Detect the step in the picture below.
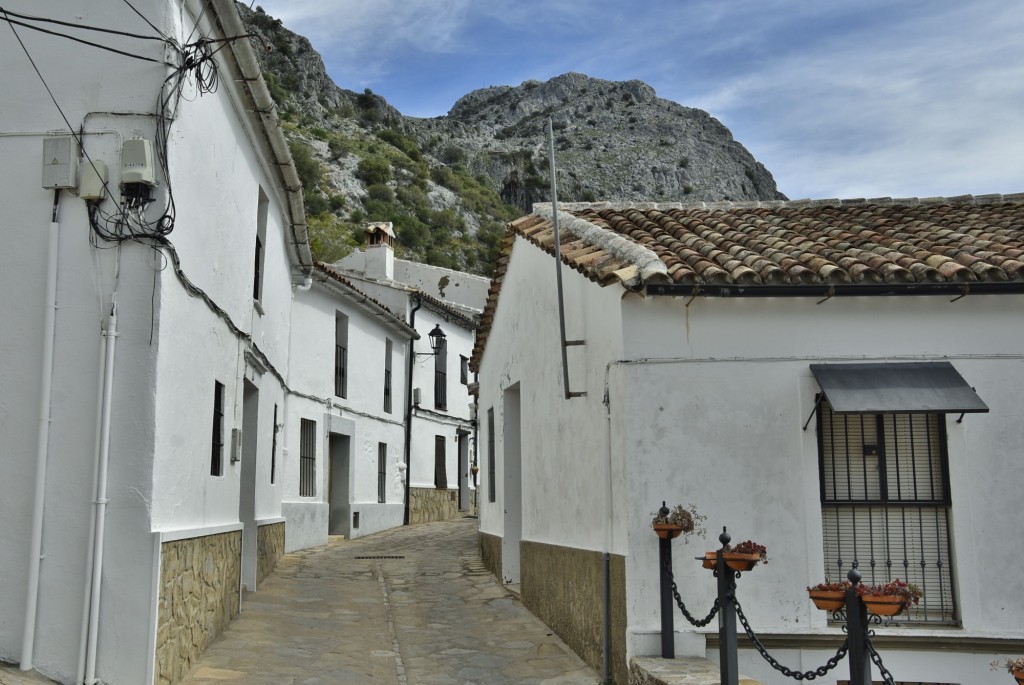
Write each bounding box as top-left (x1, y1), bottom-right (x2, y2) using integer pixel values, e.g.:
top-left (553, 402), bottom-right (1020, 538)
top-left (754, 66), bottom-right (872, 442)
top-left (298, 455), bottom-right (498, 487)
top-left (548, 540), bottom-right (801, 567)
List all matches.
top-left (630, 656), bottom-right (762, 685)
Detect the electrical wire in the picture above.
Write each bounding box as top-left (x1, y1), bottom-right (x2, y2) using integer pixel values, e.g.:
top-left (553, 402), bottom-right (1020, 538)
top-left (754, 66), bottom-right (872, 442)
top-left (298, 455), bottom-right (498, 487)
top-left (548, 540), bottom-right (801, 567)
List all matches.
top-left (0, 11), bottom-right (172, 65)
top-left (119, 0), bottom-right (168, 41)
top-left (0, 6), bottom-right (167, 41)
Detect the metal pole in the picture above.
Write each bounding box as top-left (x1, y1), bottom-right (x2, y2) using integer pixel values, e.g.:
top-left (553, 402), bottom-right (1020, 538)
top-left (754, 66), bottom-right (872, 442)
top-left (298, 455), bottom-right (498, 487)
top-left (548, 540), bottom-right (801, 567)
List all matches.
top-left (658, 534), bottom-right (674, 658)
top-left (717, 528), bottom-right (738, 685)
top-left (846, 568), bottom-right (872, 685)
top-left (547, 118), bottom-right (573, 400)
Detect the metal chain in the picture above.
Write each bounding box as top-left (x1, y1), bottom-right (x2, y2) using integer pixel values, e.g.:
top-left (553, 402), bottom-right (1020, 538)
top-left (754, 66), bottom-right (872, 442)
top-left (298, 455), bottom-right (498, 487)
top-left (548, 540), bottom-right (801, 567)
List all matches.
top-left (662, 555), bottom-right (720, 627)
top-left (866, 638), bottom-right (898, 685)
top-left (732, 593), bottom-right (848, 680)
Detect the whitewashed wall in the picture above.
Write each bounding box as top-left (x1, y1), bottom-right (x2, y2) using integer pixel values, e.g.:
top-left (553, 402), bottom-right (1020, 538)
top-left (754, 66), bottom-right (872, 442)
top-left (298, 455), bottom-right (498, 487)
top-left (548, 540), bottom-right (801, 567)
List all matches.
top-left (283, 281), bottom-right (409, 549)
top-left (618, 293), bottom-right (1024, 684)
top-left (336, 250), bottom-right (490, 311)
top-left (408, 306), bottom-right (477, 493)
top-left (476, 237), bottom-right (629, 585)
top-left (0, 1), bottom-right (307, 682)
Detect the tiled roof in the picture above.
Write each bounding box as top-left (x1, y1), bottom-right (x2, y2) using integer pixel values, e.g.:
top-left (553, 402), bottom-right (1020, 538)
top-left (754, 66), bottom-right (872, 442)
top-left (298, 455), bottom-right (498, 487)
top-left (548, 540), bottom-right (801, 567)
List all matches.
top-left (469, 194), bottom-right (1024, 371)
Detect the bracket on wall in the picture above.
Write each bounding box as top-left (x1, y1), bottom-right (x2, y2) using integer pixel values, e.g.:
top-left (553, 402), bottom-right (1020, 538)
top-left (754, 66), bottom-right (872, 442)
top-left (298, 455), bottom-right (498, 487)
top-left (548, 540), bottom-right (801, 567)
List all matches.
top-left (802, 394), bottom-right (823, 431)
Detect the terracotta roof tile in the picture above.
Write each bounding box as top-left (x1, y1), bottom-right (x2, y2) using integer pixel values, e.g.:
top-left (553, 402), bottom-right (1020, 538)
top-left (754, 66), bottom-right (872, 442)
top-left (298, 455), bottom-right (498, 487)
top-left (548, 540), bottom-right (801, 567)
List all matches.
top-left (469, 195), bottom-right (1024, 371)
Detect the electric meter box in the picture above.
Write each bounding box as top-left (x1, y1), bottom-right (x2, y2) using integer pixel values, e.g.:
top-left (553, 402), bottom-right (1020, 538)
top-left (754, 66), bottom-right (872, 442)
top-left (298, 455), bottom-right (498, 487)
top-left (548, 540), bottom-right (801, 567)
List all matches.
top-left (42, 136), bottom-right (78, 189)
top-left (121, 138), bottom-right (156, 186)
top-left (79, 160), bottom-right (108, 201)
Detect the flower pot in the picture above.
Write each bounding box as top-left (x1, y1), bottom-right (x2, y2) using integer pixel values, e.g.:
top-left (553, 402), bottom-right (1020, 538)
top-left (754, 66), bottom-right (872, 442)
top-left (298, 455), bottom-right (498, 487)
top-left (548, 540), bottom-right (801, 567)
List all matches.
top-left (1013, 669), bottom-right (1024, 685)
top-left (653, 523), bottom-right (683, 540)
top-left (722, 552), bottom-right (760, 571)
top-left (701, 552), bottom-right (717, 569)
top-left (861, 595), bottom-right (907, 616)
top-left (808, 589), bottom-right (846, 611)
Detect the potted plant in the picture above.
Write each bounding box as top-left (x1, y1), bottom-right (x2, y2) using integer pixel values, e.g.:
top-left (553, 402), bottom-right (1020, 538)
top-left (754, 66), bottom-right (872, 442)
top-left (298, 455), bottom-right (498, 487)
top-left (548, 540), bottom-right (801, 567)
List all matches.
top-left (651, 502), bottom-right (706, 541)
top-left (703, 540), bottom-right (769, 571)
top-left (856, 579), bottom-right (922, 616)
top-left (991, 657), bottom-right (1024, 684)
top-left (807, 581), bottom-right (852, 611)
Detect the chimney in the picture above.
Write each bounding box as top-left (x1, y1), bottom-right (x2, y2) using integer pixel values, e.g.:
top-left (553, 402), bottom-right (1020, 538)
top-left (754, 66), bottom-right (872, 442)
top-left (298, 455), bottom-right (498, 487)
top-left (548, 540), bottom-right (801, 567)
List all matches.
top-left (364, 221), bottom-right (395, 281)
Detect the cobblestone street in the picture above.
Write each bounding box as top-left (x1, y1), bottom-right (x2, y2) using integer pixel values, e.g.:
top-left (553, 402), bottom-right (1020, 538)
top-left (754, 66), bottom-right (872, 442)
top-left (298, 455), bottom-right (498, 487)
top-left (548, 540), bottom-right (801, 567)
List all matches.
top-left (2, 519), bottom-right (598, 685)
top-left (178, 517), bottom-right (597, 685)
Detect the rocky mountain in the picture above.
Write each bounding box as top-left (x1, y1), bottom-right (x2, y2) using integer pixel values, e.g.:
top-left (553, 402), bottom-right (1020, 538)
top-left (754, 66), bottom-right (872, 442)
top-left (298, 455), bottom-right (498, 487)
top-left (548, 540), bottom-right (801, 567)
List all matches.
top-left (239, 4), bottom-right (786, 275)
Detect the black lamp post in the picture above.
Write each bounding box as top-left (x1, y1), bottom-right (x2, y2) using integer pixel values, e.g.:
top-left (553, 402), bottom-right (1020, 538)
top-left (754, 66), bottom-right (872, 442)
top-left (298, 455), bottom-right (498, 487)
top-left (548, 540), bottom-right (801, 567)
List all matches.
top-left (417, 324), bottom-right (446, 357)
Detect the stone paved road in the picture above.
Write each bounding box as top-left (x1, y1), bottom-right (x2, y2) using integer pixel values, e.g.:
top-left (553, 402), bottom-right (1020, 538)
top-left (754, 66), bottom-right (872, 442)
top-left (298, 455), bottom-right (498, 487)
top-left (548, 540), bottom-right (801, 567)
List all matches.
top-left (181, 518), bottom-right (598, 685)
top-left (0, 519), bottom-right (598, 685)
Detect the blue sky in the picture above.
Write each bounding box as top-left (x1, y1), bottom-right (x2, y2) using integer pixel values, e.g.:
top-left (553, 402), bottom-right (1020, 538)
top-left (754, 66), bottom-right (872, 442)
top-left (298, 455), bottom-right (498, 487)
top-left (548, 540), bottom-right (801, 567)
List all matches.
top-left (252, 0), bottom-right (1024, 200)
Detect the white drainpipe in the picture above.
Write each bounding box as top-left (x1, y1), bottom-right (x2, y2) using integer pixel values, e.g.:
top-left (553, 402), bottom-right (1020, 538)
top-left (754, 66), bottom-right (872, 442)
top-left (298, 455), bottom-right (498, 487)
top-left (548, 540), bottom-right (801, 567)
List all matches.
top-left (76, 317), bottom-right (110, 683)
top-left (21, 191), bottom-right (61, 670)
top-left (84, 304), bottom-right (118, 684)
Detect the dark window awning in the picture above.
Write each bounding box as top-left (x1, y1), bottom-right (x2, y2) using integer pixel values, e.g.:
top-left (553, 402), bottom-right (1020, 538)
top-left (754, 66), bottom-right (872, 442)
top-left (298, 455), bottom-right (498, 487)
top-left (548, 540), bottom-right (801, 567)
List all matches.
top-left (809, 362), bottom-right (989, 414)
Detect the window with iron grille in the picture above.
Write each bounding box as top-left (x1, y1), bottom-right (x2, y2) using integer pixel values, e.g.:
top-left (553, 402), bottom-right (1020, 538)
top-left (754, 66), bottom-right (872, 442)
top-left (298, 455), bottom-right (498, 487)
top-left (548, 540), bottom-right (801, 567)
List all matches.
top-left (460, 355), bottom-right (469, 385)
top-left (487, 408), bottom-right (496, 503)
top-left (335, 313), bottom-right (348, 398)
top-left (434, 337), bottom-right (447, 410)
top-left (270, 403), bottom-right (278, 484)
top-left (210, 381), bottom-right (225, 476)
top-left (299, 418), bottom-right (317, 497)
top-left (378, 442), bottom-right (387, 504)
top-left (384, 339), bottom-right (393, 413)
top-left (434, 435), bottom-right (447, 489)
top-left (817, 398), bottom-right (957, 624)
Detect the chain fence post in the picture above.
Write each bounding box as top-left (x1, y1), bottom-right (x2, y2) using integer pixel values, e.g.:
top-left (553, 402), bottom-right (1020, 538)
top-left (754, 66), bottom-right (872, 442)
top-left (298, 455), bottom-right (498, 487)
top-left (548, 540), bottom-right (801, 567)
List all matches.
top-left (657, 502), bottom-right (675, 658)
top-left (716, 527), bottom-right (738, 685)
top-left (846, 568), bottom-right (872, 685)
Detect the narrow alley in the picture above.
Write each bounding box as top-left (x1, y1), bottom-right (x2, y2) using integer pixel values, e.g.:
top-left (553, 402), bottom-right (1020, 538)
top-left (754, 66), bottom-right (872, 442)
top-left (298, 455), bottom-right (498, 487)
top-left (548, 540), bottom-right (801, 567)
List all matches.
top-left (177, 518), bottom-right (597, 685)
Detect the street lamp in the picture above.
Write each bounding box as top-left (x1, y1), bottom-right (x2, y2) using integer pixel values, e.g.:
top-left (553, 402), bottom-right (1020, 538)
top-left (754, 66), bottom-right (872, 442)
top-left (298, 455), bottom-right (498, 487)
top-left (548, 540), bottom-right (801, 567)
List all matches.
top-left (416, 324), bottom-right (446, 357)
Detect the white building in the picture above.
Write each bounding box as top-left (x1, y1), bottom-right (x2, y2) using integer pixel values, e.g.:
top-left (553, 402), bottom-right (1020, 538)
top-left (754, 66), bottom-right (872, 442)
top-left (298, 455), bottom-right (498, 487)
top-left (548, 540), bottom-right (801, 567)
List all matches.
top-left (0, 1), bottom-right (311, 683)
top-left (471, 197), bottom-right (1024, 685)
top-left (333, 224), bottom-right (486, 523)
top-left (283, 263), bottom-right (416, 550)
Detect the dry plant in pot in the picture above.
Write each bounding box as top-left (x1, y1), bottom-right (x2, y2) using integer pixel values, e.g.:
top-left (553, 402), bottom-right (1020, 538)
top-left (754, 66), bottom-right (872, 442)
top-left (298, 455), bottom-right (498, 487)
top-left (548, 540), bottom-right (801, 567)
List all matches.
top-left (856, 579), bottom-right (922, 616)
top-left (806, 581), bottom-right (852, 611)
top-left (991, 657), bottom-right (1024, 684)
top-left (651, 502), bottom-right (707, 541)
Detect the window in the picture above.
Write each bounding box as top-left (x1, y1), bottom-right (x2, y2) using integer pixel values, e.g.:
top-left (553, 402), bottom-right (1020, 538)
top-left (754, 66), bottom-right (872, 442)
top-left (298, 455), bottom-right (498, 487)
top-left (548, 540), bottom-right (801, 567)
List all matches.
top-left (335, 312), bottom-right (348, 398)
top-left (460, 355), bottom-right (469, 385)
top-left (434, 336), bottom-right (447, 410)
top-left (253, 187), bottom-right (268, 303)
top-left (817, 398), bottom-right (956, 623)
top-left (383, 338), bottom-right (393, 413)
top-left (487, 408), bottom-right (496, 503)
top-left (377, 442), bottom-right (387, 504)
top-left (299, 418), bottom-right (317, 497)
top-left (434, 435), bottom-right (447, 489)
top-left (270, 403), bottom-right (278, 484)
top-left (210, 381), bottom-right (225, 476)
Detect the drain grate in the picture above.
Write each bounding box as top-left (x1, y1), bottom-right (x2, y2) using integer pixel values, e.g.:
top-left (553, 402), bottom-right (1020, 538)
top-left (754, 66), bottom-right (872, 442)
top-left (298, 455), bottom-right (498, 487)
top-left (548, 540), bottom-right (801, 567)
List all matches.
top-left (354, 555), bottom-right (406, 560)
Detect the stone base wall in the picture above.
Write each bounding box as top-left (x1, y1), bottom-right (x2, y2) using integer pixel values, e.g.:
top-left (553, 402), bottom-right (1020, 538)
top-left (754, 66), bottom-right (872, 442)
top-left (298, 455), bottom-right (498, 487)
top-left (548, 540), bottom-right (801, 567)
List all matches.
top-left (409, 487), bottom-right (477, 524)
top-left (478, 531), bottom-right (502, 580)
top-left (521, 540), bottom-right (627, 685)
top-left (155, 530), bottom-right (241, 685)
top-left (256, 522), bottom-right (285, 587)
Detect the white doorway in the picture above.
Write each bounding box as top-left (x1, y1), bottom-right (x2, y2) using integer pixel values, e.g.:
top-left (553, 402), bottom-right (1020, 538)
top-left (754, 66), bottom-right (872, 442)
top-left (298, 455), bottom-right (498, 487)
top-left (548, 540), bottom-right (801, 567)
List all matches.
top-left (501, 383), bottom-right (522, 585)
top-left (239, 379), bottom-right (259, 591)
top-left (328, 433), bottom-right (351, 537)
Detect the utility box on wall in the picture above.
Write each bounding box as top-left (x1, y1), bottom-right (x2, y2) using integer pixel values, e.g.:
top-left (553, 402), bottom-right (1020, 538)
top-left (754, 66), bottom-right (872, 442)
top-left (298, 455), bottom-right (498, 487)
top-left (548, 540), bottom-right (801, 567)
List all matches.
top-left (42, 136), bottom-right (78, 189)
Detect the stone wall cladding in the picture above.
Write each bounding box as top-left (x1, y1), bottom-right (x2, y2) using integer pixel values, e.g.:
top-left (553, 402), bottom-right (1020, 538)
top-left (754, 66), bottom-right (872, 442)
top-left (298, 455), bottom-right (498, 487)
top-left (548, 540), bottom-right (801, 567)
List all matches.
top-left (521, 540), bottom-right (628, 685)
top-left (256, 522), bottom-right (285, 587)
top-left (155, 530), bottom-right (241, 685)
top-left (478, 531), bottom-right (502, 580)
top-left (409, 487), bottom-right (477, 523)
top-left (629, 656), bottom-right (762, 685)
